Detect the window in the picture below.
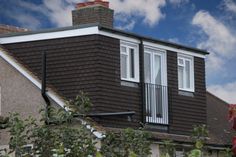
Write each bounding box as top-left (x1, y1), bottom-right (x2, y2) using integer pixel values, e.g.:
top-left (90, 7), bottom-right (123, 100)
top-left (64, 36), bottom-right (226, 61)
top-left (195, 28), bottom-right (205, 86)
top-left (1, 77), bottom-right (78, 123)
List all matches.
top-left (178, 54), bottom-right (194, 92)
top-left (120, 41), bottom-right (139, 82)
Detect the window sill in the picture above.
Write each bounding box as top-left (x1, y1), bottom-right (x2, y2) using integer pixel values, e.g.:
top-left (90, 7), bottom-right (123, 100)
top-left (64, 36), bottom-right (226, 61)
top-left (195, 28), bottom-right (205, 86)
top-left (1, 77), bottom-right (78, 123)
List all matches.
top-left (178, 90), bottom-right (194, 97)
top-left (121, 80), bottom-right (139, 88)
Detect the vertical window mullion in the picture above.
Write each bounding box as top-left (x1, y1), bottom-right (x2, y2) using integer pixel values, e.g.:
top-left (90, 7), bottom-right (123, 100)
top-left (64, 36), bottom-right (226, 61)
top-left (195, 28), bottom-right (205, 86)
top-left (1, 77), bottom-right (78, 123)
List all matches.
top-left (129, 48), bottom-right (135, 79)
top-left (127, 47), bottom-right (130, 79)
top-left (183, 59), bottom-right (186, 89)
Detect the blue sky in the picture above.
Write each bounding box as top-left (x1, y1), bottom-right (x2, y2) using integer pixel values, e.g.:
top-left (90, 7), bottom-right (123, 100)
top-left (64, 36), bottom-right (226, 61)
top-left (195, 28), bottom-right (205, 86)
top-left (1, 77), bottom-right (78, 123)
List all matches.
top-left (1, 0), bottom-right (236, 103)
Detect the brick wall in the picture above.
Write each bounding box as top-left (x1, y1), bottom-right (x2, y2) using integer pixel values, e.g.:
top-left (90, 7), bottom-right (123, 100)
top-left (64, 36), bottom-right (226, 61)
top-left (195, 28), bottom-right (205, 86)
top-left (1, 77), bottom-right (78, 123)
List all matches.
top-left (72, 5), bottom-right (114, 28)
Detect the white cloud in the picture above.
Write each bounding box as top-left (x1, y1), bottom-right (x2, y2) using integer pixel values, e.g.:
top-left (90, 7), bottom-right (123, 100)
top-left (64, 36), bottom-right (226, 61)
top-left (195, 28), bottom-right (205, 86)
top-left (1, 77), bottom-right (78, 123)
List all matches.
top-left (4, 9), bottom-right (41, 30)
top-left (109, 0), bottom-right (166, 28)
top-left (8, 0), bottom-right (167, 30)
top-left (15, 14), bottom-right (41, 30)
top-left (192, 11), bottom-right (236, 57)
top-left (116, 20), bottom-right (136, 30)
top-left (168, 0), bottom-right (189, 6)
top-left (168, 37), bottom-right (180, 44)
top-left (208, 82), bottom-right (236, 104)
top-left (206, 53), bottom-right (224, 72)
top-left (7, 0), bottom-right (82, 29)
top-left (224, 0), bottom-right (236, 13)
top-left (42, 0), bottom-right (75, 27)
top-left (192, 10), bottom-right (236, 71)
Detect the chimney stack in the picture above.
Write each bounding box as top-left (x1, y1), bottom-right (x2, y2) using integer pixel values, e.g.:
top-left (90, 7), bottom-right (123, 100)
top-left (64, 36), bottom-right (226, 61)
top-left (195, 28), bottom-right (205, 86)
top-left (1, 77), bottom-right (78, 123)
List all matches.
top-left (72, 0), bottom-right (114, 28)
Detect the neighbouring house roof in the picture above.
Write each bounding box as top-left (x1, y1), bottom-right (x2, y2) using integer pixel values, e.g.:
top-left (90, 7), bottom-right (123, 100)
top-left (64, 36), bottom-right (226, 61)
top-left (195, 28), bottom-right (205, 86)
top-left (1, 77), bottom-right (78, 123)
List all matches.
top-left (206, 91), bottom-right (235, 147)
top-left (105, 126), bottom-right (231, 149)
top-left (0, 24), bottom-right (28, 34)
top-left (0, 45), bottom-right (66, 108)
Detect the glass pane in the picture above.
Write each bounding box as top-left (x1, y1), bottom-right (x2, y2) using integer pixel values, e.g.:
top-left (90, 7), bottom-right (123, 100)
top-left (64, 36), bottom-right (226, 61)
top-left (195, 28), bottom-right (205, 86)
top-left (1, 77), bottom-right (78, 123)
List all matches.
top-left (121, 46), bottom-right (126, 53)
top-left (129, 48), bottom-right (135, 78)
top-left (178, 58), bottom-right (184, 65)
top-left (154, 55), bottom-right (161, 85)
top-left (121, 54), bottom-right (127, 78)
top-left (155, 84), bottom-right (162, 117)
top-left (144, 53), bottom-right (151, 83)
top-left (178, 66), bottom-right (184, 88)
top-left (185, 60), bottom-right (191, 88)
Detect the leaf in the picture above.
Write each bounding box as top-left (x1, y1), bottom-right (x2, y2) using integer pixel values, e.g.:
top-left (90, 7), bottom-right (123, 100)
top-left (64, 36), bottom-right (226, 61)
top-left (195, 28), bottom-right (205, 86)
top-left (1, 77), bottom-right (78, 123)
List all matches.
top-left (96, 151), bottom-right (103, 157)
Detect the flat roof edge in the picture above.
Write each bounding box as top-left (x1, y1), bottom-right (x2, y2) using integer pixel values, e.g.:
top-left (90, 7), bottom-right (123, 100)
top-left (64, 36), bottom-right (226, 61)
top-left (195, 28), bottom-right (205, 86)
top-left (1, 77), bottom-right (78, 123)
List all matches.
top-left (98, 26), bottom-right (209, 55)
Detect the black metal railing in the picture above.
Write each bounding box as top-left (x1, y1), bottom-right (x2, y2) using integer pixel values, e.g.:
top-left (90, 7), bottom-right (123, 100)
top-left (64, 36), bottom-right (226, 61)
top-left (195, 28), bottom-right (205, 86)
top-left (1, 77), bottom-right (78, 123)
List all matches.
top-left (144, 83), bottom-right (169, 125)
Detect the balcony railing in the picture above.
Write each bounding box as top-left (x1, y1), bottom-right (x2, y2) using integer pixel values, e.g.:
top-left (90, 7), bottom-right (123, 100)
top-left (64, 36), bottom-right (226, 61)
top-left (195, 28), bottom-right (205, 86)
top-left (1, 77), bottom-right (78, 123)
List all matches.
top-left (144, 83), bottom-right (169, 125)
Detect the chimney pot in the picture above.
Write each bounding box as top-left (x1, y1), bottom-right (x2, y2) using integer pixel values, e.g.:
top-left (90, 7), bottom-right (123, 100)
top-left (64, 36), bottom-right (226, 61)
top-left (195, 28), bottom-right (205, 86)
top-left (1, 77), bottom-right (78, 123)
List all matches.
top-left (72, 0), bottom-right (114, 28)
top-left (76, 0), bottom-right (109, 9)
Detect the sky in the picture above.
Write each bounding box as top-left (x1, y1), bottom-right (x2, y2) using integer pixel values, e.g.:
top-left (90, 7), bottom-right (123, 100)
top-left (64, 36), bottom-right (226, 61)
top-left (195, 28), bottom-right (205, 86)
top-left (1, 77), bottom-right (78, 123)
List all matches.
top-left (0, 0), bottom-right (236, 103)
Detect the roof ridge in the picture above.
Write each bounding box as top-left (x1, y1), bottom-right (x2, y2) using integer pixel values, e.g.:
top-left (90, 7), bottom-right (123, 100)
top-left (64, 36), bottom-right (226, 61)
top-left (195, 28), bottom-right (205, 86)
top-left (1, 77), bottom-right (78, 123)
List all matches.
top-left (206, 91), bottom-right (229, 106)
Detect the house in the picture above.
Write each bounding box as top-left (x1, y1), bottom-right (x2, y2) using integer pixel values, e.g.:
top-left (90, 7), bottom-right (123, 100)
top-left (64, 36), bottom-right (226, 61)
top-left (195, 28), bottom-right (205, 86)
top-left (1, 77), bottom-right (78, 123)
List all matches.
top-left (0, 0), bottom-right (233, 156)
top-left (206, 92), bottom-right (234, 154)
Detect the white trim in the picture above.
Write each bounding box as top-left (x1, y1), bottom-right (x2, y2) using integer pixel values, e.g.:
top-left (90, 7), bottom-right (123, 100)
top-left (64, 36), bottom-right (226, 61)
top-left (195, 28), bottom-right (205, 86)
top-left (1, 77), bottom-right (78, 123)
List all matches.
top-left (0, 27), bottom-right (205, 58)
top-left (178, 53), bottom-right (195, 92)
top-left (143, 46), bottom-right (169, 125)
top-left (0, 27), bottom-right (99, 44)
top-left (143, 41), bottom-right (205, 58)
top-left (0, 48), bottom-right (103, 139)
top-left (120, 41), bottom-right (140, 83)
top-left (99, 30), bottom-right (140, 44)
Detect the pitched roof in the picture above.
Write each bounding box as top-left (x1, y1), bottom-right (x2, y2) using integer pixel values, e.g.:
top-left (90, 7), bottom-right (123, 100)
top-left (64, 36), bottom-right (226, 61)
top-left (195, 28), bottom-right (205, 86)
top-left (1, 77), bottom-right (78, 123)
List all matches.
top-left (0, 24), bottom-right (28, 34)
top-left (206, 91), bottom-right (235, 146)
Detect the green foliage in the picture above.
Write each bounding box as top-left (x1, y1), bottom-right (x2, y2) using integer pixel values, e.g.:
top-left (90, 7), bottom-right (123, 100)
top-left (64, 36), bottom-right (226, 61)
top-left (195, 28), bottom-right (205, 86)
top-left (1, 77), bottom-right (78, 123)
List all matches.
top-left (0, 116), bottom-right (9, 129)
top-left (219, 148), bottom-right (233, 157)
top-left (191, 124), bottom-right (208, 143)
top-left (160, 140), bottom-right (175, 157)
top-left (100, 128), bottom-right (151, 157)
top-left (7, 113), bottom-right (33, 156)
top-left (66, 91), bottom-right (92, 115)
top-left (187, 124), bottom-right (209, 157)
top-left (2, 92), bottom-right (152, 157)
top-left (28, 107), bottom-right (97, 157)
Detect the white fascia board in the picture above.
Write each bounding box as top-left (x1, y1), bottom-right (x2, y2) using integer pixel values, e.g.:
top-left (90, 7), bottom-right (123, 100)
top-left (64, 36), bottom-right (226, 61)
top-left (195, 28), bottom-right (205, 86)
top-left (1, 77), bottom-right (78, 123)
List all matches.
top-left (99, 30), bottom-right (140, 44)
top-left (0, 26), bottom-right (205, 58)
top-left (0, 26), bottom-right (100, 44)
top-left (0, 26), bottom-right (140, 45)
top-left (143, 41), bottom-right (206, 59)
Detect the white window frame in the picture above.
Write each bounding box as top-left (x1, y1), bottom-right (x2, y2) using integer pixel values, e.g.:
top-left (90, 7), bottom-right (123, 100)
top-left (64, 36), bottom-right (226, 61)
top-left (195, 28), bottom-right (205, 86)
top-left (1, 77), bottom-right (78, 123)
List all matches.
top-left (120, 41), bottom-right (139, 83)
top-left (178, 54), bottom-right (195, 92)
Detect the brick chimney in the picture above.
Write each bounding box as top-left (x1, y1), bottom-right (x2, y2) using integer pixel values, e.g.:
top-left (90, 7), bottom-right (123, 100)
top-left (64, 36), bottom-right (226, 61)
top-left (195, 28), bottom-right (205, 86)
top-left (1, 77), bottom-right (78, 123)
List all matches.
top-left (72, 0), bottom-right (114, 28)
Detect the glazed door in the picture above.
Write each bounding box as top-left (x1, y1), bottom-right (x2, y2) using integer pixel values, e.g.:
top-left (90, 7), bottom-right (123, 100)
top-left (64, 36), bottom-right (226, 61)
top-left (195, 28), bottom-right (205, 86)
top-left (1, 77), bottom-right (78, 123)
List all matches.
top-left (144, 48), bottom-right (168, 124)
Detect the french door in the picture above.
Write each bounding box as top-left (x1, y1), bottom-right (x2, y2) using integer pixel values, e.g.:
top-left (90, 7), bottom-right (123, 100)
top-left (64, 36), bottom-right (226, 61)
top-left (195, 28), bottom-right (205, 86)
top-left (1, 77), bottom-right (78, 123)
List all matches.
top-left (144, 47), bottom-right (168, 124)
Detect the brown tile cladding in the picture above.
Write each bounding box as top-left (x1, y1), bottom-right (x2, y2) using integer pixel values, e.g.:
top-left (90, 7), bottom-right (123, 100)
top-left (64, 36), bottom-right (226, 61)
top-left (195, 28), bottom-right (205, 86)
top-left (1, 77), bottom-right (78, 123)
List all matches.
top-left (3, 35), bottom-right (206, 135)
top-left (167, 51), bottom-right (207, 135)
